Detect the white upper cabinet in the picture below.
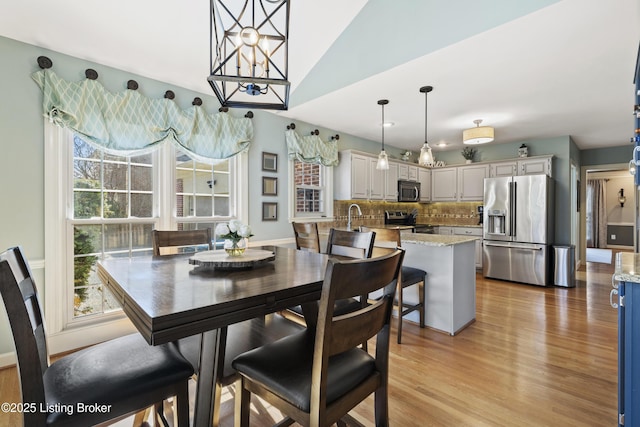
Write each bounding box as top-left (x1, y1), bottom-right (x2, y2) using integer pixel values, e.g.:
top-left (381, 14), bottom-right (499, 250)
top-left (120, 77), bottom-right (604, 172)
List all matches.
top-left (490, 161), bottom-right (517, 177)
top-left (432, 164), bottom-right (487, 201)
top-left (518, 156), bottom-right (553, 177)
top-left (385, 162), bottom-right (399, 201)
top-left (431, 167), bottom-right (458, 201)
top-left (458, 164), bottom-right (489, 201)
top-left (349, 153), bottom-right (369, 199)
top-left (490, 155), bottom-right (553, 178)
top-left (408, 165), bottom-right (418, 181)
top-left (418, 167), bottom-right (431, 202)
top-left (335, 151), bottom-right (410, 201)
top-left (368, 157), bottom-right (385, 200)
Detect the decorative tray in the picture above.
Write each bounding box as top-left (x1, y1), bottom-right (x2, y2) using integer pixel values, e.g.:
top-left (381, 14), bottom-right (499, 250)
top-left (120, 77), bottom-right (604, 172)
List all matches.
top-left (188, 249), bottom-right (275, 269)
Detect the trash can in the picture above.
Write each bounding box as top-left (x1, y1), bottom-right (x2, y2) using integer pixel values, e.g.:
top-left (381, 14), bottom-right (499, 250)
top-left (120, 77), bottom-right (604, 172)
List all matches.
top-left (553, 245), bottom-right (575, 287)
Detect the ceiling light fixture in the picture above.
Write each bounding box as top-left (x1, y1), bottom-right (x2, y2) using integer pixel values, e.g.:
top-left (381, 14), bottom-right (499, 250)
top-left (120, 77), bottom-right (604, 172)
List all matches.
top-left (376, 99), bottom-right (390, 170)
top-left (463, 119), bottom-right (494, 145)
top-left (208, 0), bottom-right (291, 110)
top-left (418, 85), bottom-right (434, 166)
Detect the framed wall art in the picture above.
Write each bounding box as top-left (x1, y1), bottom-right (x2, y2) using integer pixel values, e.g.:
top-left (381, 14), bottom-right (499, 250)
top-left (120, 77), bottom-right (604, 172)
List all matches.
top-left (262, 202), bottom-right (278, 221)
top-left (262, 152), bottom-right (278, 172)
top-left (262, 176), bottom-right (277, 196)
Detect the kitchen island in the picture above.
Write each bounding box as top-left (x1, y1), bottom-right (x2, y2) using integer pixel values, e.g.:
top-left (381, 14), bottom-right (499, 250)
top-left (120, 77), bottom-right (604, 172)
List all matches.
top-left (400, 232), bottom-right (477, 335)
top-left (310, 227), bottom-right (477, 335)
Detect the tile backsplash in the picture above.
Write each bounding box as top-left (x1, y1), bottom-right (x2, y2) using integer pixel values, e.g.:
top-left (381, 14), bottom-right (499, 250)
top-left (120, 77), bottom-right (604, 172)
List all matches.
top-left (322, 200), bottom-right (483, 232)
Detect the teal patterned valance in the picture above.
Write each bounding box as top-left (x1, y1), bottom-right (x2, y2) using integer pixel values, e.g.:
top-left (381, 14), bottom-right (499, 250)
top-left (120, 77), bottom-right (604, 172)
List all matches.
top-left (285, 129), bottom-right (339, 167)
top-left (32, 69), bottom-right (253, 160)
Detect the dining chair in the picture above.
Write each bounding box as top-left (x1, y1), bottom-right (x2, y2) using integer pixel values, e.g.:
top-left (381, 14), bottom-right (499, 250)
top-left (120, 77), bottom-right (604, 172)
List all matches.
top-left (360, 226), bottom-right (426, 343)
top-left (284, 228), bottom-right (376, 327)
top-left (232, 248), bottom-right (404, 427)
top-left (292, 222), bottom-right (321, 252)
top-left (0, 246), bottom-right (193, 427)
top-left (152, 228), bottom-right (213, 256)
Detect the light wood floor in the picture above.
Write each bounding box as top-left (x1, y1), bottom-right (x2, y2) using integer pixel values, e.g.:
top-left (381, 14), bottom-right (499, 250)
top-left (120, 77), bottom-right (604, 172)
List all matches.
top-left (0, 261), bottom-right (619, 427)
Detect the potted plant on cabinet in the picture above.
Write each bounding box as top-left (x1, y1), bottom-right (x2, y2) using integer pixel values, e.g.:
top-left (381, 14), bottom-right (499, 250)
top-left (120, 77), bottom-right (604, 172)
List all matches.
top-left (461, 147), bottom-right (476, 164)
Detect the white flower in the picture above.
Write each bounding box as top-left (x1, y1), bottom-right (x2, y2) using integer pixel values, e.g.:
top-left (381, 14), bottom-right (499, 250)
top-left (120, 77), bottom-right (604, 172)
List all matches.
top-left (215, 223), bottom-right (230, 236)
top-left (228, 220), bottom-right (241, 233)
top-left (239, 224), bottom-right (252, 238)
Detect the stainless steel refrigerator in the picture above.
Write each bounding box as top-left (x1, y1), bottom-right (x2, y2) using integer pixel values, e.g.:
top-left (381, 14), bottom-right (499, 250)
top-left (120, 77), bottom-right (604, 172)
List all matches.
top-left (483, 174), bottom-right (554, 286)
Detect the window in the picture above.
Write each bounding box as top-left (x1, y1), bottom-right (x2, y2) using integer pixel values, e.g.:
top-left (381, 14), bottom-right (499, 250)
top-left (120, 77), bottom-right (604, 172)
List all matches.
top-left (72, 136), bottom-right (156, 317)
top-left (45, 122), bottom-right (247, 339)
top-left (288, 159), bottom-right (333, 221)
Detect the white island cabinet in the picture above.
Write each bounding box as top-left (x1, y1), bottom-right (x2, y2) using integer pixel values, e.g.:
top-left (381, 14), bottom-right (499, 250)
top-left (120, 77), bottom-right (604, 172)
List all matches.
top-left (400, 232), bottom-right (476, 335)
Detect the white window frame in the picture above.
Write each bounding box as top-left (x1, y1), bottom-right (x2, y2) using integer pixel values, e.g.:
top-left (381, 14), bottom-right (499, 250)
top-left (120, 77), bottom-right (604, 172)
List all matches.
top-left (288, 159), bottom-right (334, 222)
top-left (43, 121), bottom-right (248, 353)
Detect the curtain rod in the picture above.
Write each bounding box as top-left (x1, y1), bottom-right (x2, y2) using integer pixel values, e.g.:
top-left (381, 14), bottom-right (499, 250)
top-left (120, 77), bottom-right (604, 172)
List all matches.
top-left (36, 55), bottom-right (253, 118)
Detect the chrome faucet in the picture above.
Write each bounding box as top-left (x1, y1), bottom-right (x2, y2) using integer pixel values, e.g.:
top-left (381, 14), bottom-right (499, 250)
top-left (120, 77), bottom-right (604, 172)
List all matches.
top-left (347, 203), bottom-right (363, 231)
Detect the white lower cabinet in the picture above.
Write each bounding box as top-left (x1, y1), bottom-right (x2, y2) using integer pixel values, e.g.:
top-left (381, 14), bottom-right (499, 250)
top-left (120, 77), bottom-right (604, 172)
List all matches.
top-left (453, 227), bottom-right (482, 269)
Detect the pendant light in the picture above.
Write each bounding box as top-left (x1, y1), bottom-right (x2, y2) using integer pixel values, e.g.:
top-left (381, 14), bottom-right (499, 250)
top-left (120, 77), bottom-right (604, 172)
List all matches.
top-left (418, 86), bottom-right (434, 166)
top-left (376, 99), bottom-right (390, 170)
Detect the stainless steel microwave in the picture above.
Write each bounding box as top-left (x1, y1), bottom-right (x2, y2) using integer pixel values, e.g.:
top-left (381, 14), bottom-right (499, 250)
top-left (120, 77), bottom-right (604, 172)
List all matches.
top-left (398, 180), bottom-right (420, 202)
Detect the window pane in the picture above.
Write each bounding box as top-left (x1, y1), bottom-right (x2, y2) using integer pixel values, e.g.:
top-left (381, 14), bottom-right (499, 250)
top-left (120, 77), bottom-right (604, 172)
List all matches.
top-left (131, 165), bottom-right (152, 191)
top-left (131, 193), bottom-right (153, 217)
top-left (195, 170), bottom-right (214, 194)
top-left (74, 191), bottom-right (101, 219)
top-left (74, 225), bottom-right (102, 255)
top-left (104, 223), bottom-right (129, 253)
top-left (196, 196), bottom-right (213, 216)
top-left (213, 172), bottom-right (229, 195)
top-left (103, 162), bottom-right (129, 190)
top-left (214, 197), bottom-right (230, 216)
top-left (132, 223), bottom-right (153, 250)
top-left (177, 194), bottom-right (194, 217)
top-left (74, 159), bottom-right (101, 183)
top-left (104, 192), bottom-right (128, 218)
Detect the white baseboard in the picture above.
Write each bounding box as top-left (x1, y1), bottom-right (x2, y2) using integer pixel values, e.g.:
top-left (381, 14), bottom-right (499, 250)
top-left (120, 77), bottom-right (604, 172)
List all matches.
top-left (0, 351), bottom-right (16, 369)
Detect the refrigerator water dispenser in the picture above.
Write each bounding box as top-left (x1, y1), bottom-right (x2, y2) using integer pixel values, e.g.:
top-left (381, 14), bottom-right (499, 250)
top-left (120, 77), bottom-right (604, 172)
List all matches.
top-left (488, 210), bottom-right (506, 235)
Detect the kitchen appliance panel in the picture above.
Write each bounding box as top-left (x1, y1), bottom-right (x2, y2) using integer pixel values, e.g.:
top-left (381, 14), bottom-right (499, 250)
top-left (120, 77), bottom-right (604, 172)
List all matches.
top-left (513, 174), bottom-right (553, 244)
top-left (483, 241), bottom-right (550, 286)
top-left (483, 176), bottom-right (512, 241)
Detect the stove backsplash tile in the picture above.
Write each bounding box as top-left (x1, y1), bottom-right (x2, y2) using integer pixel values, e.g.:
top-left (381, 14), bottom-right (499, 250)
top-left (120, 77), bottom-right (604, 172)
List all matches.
top-left (323, 200), bottom-right (483, 232)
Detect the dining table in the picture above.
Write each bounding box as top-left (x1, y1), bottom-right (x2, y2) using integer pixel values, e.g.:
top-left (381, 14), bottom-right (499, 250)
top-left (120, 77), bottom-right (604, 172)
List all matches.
top-left (96, 245), bottom-right (329, 427)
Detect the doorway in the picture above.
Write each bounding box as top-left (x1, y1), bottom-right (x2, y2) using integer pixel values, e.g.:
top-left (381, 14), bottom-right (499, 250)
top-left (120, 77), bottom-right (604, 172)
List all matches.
top-left (584, 168), bottom-right (635, 264)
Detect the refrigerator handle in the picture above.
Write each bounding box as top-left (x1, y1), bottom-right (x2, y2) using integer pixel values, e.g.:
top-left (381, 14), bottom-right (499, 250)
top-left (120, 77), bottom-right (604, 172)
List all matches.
top-left (511, 181), bottom-right (517, 237)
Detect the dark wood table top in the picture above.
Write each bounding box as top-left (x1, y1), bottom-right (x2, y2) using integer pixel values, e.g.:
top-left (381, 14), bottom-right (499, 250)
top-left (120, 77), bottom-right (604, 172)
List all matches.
top-left (97, 246), bottom-right (328, 346)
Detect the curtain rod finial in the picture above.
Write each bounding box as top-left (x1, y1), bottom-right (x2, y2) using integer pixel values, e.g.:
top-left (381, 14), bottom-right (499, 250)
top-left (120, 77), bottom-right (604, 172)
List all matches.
top-left (85, 69), bottom-right (98, 80)
top-left (37, 56), bottom-right (52, 69)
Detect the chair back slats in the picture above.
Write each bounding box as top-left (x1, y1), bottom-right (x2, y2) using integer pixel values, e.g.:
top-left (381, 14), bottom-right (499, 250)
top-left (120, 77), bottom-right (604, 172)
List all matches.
top-left (292, 222), bottom-right (321, 252)
top-left (327, 300), bottom-right (391, 356)
top-left (0, 247), bottom-right (48, 412)
top-left (314, 249), bottom-right (403, 362)
top-left (326, 229), bottom-right (375, 259)
top-left (152, 229), bottom-right (212, 256)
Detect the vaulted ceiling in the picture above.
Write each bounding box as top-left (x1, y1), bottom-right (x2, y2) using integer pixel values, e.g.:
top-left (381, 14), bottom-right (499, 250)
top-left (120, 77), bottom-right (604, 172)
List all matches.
top-left (1, 0), bottom-right (638, 153)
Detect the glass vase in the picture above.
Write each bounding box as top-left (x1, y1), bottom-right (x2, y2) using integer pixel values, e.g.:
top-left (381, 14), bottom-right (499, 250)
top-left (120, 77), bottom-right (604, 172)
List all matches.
top-left (224, 238), bottom-right (247, 257)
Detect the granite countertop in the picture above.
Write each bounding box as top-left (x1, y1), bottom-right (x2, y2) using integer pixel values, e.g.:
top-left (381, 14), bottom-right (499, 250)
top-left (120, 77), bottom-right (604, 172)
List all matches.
top-left (614, 252), bottom-right (640, 284)
top-left (400, 231), bottom-right (478, 247)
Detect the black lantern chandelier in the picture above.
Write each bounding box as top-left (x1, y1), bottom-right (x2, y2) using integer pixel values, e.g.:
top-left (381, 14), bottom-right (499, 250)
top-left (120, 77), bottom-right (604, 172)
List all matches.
top-left (208, 0), bottom-right (291, 110)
